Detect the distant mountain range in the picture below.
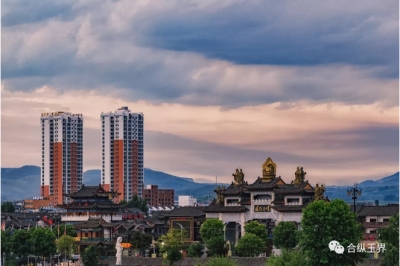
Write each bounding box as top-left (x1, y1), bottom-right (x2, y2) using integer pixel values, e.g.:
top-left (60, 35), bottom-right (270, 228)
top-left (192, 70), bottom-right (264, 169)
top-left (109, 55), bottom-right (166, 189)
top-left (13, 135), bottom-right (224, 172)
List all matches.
top-left (1, 166), bottom-right (398, 204)
top-left (0, 166), bottom-right (226, 201)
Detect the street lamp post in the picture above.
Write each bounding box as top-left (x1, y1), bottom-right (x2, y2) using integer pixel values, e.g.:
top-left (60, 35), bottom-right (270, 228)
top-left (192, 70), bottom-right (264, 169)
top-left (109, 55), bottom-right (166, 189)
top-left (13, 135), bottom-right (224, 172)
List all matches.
top-left (176, 223), bottom-right (184, 242)
top-left (347, 183), bottom-right (362, 213)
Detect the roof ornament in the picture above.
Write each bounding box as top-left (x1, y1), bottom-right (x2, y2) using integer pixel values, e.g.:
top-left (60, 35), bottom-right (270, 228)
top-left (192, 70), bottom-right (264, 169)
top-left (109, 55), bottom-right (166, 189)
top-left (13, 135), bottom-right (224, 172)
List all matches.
top-left (232, 168), bottom-right (245, 186)
top-left (262, 157), bottom-right (276, 182)
top-left (293, 167), bottom-right (307, 186)
top-left (314, 183), bottom-right (327, 201)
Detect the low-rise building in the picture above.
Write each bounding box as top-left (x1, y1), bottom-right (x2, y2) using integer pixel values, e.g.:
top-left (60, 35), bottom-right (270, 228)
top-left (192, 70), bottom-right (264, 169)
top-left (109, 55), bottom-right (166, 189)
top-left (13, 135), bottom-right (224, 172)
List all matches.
top-left (163, 207), bottom-right (206, 242)
top-left (357, 205), bottom-right (399, 241)
top-left (178, 196), bottom-right (197, 207)
top-left (143, 185), bottom-right (174, 207)
top-left (22, 196), bottom-right (54, 211)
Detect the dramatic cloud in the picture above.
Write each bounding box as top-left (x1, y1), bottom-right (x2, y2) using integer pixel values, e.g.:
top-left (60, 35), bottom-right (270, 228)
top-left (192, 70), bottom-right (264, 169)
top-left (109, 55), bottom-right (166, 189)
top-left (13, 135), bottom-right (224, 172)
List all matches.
top-left (2, 0), bottom-right (398, 108)
top-left (1, 0), bottom-right (398, 187)
top-left (1, 87), bottom-right (398, 185)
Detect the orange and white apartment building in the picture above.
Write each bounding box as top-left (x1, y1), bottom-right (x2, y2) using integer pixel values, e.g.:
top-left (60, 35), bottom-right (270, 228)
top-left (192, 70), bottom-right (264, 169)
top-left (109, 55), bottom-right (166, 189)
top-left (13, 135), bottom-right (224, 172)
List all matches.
top-left (100, 107), bottom-right (144, 202)
top-left (40, 112), bottom-right (83, 205)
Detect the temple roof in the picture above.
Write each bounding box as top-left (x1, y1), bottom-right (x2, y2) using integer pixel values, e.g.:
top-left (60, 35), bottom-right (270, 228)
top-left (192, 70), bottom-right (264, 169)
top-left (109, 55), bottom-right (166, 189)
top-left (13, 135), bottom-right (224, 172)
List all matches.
top-left (215, 176), bottom-right (313, 196)
top-left (57, 202), bottom-right (123, 210)
top-left (357, 205), bottom-right (399, 217)
top-left (202, 205), bottom-right (248, 213)
top-left (74, 217), bottom-right (115, 229)
top-left (64, 184), bottom-right (120, 198)
top-left (163, 207), bottom-right (205, 217)
top-left (246, 177), bottom-right (287, 190)
top-left (274, 182), bottom-right (314, 195)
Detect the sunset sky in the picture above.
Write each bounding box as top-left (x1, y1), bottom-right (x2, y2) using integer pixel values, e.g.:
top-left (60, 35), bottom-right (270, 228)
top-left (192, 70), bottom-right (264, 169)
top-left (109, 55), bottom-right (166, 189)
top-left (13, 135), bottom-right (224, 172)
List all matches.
top-left (1, 0), bottom-right (399, 186)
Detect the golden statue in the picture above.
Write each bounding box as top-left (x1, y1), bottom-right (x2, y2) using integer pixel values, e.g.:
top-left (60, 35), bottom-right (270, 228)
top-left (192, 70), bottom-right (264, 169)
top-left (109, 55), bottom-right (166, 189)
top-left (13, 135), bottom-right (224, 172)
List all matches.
top-left (216, 192), bottom-right (224, 205)
top-left (314, 183), bottom-right (326, 201)
top-left (232, 168), bottom-right (245, 185)
top-left (262, 157), bottom-right (276, 181)
top-left (293, 166), bottom-right (306, 186)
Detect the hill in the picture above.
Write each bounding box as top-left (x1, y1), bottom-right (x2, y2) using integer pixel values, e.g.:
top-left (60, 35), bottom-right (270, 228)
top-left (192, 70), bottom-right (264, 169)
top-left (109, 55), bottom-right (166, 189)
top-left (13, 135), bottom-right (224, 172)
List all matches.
top-left (0, 166), bottom-right (221, 201)
top-left (1, 166), bottom-right (398, 204)
top-left (358, 172), bottom-right (399, 187)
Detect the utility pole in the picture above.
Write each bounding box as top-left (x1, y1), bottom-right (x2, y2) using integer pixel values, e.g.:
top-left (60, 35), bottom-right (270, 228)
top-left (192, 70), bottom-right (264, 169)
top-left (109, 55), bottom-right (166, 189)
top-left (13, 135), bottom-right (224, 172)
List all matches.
top-left (347, 183), bottom-right (362, 213)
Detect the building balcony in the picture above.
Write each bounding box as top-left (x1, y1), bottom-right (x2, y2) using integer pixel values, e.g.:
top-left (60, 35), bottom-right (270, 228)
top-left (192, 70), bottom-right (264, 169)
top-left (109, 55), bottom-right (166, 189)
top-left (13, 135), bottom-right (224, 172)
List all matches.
top-left (253, 199), bottom-right (272, 204)
top-left (285, 202), bottom-right (301, 205)
top-left (226, 203), bottom-right (240, 206)
top-left (61, 214), bottom-right (123, 222)
top-left (362, 222), bottom-right (390, 228)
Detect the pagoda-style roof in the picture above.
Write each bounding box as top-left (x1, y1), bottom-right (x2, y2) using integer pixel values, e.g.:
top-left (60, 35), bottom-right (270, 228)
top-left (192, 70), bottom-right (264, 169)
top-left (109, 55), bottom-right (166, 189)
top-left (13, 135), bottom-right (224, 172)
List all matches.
top-left (163, 207), bottom-right (205, 218)
top-left (273, 182), bottom-right (315, 195)
top-left (246, 176), bottom-right (287, 190)
top-left (57, 202), bottom-right (124, 210)
top-left (74, 217), bottom-right (115, 229)
top-left (214, 158), bottom-right (316, 197)
top-left (202, 205), bottom-right (248, 213)
top-left (64, 184), bottom-right (120, 199)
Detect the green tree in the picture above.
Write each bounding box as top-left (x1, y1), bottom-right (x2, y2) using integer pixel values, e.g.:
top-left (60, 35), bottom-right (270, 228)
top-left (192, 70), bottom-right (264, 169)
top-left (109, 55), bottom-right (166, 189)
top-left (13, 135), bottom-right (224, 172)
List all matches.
top-left (165, 246), bottom-right (182, 266)
top-left (266, 248), bottom-right (308, 266)
top-left (298, 199), bottom-right (365, 266)
top-left (1, 230), bottom-right (11, 254)
top-left (273, 221), bottom-right (298, 249)
top-left (56, 235), bottom-right (76, 260)
top-left (81, 245), bottom-right (101, 266)
top-left (9, 229), bottom-right (33, 258)
top-left (235, 233), bottom-right (264, 257)
top-left (52, 224), bottom-right (77, 238)
top-left (158, 228), bottom-right (187, 265)
top-left (245, 221), bottom-right (268, 243)
top-left (2, 229), bottom-right (12, 265)
top-left (205, 236), bottom-right (227, 257)
top-left (130, 230), bottom-right (152, 252)
top-left (187, 242), bottom-right (203, 258)
top-left (1, 202), bottom-right (15, 213)
top-left (31, 227), bottom-right (57, 258)
top-left (200, 219), bottom-right (224, 242)
top-left (378, 213), bottom-right (399, 266)
top-left (200, 219), bottom-right (227, 257)
top-left (124, 194), bottom-right (149, 213)
top-left (159, 228), bottom-right (187, 251)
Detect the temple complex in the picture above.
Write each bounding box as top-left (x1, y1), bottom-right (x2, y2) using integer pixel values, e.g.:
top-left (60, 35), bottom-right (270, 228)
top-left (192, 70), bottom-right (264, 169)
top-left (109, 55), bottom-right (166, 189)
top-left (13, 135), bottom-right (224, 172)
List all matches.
top-left (203, 157), bottom-right (327, 247)
top-left (57, 184), bottom-right (124, 223)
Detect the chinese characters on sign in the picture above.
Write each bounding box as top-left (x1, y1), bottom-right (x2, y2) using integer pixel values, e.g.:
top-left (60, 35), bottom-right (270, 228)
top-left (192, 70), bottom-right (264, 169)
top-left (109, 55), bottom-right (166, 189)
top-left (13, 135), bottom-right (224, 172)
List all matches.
top-left (347, 242), bottom-right (386, 253)
top-left (329, 240), bottom-right (385, 254)
top-left (254, 205), bottom-right (271, 212)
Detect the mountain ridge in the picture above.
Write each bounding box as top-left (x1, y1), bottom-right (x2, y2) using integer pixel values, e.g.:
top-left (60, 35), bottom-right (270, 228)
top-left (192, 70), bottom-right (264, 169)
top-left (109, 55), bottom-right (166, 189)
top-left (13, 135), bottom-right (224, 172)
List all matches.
top-left (1, 166), bottom-right (398, 203)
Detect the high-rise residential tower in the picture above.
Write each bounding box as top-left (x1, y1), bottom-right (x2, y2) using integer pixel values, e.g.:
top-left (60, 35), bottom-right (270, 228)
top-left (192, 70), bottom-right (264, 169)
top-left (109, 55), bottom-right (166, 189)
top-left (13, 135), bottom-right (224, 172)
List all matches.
top-left (40, 112), bottom-right (83, 205)
top-left (101, 107), bottom-right (144, 202)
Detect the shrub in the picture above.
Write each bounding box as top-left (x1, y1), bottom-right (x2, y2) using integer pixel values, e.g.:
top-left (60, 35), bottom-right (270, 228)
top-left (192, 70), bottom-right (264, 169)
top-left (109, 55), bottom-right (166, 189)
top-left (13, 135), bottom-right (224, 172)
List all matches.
top-left (204, 257), bottom-right (238, 266)
top-left (266, 248), bottom-right (308, 266)
top-left (188, 242), bottom-right (204, 258)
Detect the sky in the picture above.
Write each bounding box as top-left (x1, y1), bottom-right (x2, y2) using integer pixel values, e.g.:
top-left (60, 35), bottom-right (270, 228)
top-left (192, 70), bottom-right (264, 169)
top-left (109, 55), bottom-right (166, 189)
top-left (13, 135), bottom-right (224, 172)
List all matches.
top-left (1, 0), bottom-right (399, 186)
